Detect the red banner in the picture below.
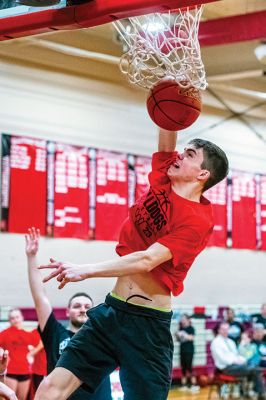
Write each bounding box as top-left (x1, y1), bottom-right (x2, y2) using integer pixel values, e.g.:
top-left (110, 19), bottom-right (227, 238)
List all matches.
top-left (260, 175), bottom-right (266, 250)
top-left (53, 144), bottom-right (89, 239)
top-left (95, 150), bottom-right (128, 241)
top-left (8, 136), bottom-right (47, 234)
top-left (231, 172), bottom-right (257, 249)
top-left (205, 179), bottom-right (227, 248)
top-left (135, 156), bottom-right (151, 201)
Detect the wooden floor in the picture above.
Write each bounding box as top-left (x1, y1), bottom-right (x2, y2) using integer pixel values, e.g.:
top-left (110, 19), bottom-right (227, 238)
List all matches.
top-left (168, 387), bottom-right (210, 399)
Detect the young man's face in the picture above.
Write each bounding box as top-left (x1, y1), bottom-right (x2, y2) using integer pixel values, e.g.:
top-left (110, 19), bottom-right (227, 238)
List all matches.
top-left (167, 145), bottom-right (207, 185)
top-left (66, 296), bottom-right (93, 329)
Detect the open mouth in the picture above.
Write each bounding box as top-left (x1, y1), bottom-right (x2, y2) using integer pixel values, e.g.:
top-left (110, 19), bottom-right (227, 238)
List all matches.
top-left (173, 162), bottom-right (180, 169)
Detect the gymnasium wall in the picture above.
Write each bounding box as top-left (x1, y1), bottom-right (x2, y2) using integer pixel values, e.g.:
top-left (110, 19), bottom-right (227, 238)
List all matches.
top-left (0, 61), bottom-right (266, 307)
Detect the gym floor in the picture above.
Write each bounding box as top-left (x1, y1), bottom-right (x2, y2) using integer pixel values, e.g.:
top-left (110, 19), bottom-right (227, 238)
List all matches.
top-left (168, 386), bottom-right (210, 399)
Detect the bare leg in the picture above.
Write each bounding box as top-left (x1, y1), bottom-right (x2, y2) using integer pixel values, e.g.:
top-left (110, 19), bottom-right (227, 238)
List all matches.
top-left (17, 379), bottom-right (30, 400)
top-left (35, 367), bottom-right (82, 400)
top-left (4, 377), bottom-right (18, 393)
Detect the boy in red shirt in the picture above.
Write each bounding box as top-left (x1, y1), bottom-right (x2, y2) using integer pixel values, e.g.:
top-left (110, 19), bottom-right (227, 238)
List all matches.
top-left (34, 128), bottom-right (229, 400)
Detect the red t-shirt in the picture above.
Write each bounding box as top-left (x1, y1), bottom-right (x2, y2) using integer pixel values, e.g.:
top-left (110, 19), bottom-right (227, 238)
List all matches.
top-left (0, 326), bottom-right (35, 374)
top-left (31, 329), bottom-right (47, 376)
top-left (116, 151), bottom-right (214, 296)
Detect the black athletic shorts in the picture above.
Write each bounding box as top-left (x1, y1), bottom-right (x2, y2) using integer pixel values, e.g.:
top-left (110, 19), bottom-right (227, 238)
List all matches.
top-left (6, 373), bottom-right (30, 382)
top-left (57, 293), bottom-right (174, 400)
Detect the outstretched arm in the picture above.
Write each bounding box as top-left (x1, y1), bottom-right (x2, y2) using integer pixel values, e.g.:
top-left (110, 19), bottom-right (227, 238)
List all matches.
top-left (39, 242), bottom-right (172, 289)
top-left (25, 228), bottom-right (52, 331)
top-left (158, 128), bottom-right (177, 152)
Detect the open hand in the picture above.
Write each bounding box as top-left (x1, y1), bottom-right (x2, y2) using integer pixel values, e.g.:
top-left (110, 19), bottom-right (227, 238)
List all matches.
top-left (39, 259), bottom-right (86, 289)
top-left (25, 227), bottom-right (40, 257)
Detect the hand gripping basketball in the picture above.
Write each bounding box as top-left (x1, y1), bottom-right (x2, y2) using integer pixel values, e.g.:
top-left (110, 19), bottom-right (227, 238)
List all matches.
top-left (146, 79), bottom-right (202, 131)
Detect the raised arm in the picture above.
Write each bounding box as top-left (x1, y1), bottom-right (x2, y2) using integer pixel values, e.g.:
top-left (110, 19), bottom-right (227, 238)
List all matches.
top-left (25, 228), bottom-right (52, 331)
top-left (158, 128), bottom-right (177, 152)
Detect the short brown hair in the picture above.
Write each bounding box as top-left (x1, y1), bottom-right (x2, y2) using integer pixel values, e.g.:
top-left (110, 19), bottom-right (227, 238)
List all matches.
top-left (68, 292), bottom-right (93, 308)
top-left (189, 138), bottom-right (229, 191)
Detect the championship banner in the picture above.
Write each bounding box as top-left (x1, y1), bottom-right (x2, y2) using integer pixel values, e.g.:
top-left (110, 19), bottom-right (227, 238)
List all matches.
top-left (135, 156), bottom-right (151, 200)
top-left (95, 150), bottom-right (128, 241)
top-left (205, 178), bottom-right (227, 248)
top-left (8, 136), bottom-right (47, 234)
top-left (231, 171), bottom-right (257, 249)
top-left (54, 144), bottom-right (89, 239)
top-left (260, 175), bottom-right (266, 250)
top-left (1, 134), bottom-right (11, 232)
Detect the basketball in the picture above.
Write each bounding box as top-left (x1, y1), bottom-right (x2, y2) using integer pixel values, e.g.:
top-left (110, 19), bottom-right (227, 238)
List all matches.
top-left (198, 375), bottom-right (209, 387)
top-left (146, 79), bottom-right (202, 131)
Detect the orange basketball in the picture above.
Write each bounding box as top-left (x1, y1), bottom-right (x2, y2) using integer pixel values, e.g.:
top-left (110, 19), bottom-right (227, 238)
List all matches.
top-left (198, 375), bottom-right (209, 387)
top-left (146, 79), bottom-right (202, 131)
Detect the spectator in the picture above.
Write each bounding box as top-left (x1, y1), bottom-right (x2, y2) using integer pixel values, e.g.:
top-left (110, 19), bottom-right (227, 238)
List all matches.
top-left (176, 314), bottom-right (199, 393)
top-left (211, 322), bottom-right (265, 400)
top-left (0, 347), bottom-right (18, 400)
top-left (252, 324), bottom-right (266, 368)
top-left (25, 227), bottom-right (112, 400)
top-left (224, 308), bottom-right (244, 345)
top-left (0, 309), bottom-right (35, 400)
top-left (238, 332), bottom-right (260, 367)
top-left (252, 305), bottom-right (266, 341)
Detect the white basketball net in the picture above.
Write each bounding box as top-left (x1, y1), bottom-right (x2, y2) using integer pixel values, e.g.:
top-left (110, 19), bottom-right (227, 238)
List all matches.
top-left (113, 6), bottom-right (207, 90)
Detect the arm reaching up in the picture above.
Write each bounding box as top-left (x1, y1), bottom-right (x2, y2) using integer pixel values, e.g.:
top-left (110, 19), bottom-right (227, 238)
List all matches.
top-left (25, 228), bottom-right (52, 331)
top-left (158, 128), bottom-right (177, 152)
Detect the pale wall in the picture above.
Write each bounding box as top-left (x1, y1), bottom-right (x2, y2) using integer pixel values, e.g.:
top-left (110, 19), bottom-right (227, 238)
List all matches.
top-left (0, 233), bottom-right (265, 308)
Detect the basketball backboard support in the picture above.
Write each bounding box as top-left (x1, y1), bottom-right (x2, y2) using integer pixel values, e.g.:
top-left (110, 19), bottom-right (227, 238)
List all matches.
top-left (0, 0), bottom-right (218, 41)
top-left (0, 0), bottom-right (265, 47)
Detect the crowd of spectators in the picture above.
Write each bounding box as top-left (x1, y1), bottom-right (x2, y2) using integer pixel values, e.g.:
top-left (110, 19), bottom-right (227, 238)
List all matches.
top-left (210, 304), bottom-right (266, 399)
top-left (1, 299), bottom-right (266, 400)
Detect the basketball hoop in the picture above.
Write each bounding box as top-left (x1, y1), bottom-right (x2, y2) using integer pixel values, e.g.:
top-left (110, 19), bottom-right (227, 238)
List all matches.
top-left (113, 6), bottom-right (207, 90)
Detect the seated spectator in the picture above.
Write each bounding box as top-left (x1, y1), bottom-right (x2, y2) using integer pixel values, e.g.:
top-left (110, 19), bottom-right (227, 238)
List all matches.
top-left (224, 308), bottom-right (244, 345)
top-left (211, 322), bottom-right (265, 400)
top-left (0, 309), bottom-right (35, 400)
top-left (0, 347), bottom-right (18, 400)
top-left (252, 305), bottom-right (266, 342)
top-left (238, 332), bottom-right (260, 367)
top-left (252, 324), bottom-right (266, 368)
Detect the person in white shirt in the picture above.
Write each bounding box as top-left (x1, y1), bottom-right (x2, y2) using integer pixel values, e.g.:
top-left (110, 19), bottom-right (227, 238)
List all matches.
top-left (211, 322), bottom-right (265, 399)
